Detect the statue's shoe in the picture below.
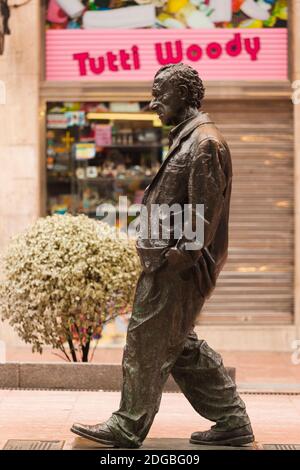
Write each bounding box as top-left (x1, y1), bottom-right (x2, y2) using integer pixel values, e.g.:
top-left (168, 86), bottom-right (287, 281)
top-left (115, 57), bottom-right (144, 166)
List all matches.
top-left (190, 424), bottom-right (255, 447)
top-left (71, 422), bottom-right (121, 448)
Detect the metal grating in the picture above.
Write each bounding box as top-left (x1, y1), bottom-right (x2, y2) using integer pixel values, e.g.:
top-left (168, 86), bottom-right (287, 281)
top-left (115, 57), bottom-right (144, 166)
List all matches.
top-left (262, 444), bottom-right (300, 451)
top-left (199, 100), bottom-right (294, 325)
top-left (3, 440), bottom-right (65, 450)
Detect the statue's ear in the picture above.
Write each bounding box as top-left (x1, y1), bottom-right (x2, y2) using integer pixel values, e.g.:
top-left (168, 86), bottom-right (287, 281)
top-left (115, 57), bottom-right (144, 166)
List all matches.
top-left (178, 84), bottom-right (188, 102)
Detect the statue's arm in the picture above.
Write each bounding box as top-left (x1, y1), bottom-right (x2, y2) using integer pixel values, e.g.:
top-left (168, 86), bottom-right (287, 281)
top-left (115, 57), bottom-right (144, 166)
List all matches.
top-left (167, 138), bottom-right (226, 269)
top-left (189, 138), bottom-right (226, 249)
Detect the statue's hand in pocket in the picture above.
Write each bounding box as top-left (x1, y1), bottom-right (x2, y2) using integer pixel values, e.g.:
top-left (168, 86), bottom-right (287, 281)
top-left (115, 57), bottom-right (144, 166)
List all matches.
top-left (165, 247), bottom-right (193, 272)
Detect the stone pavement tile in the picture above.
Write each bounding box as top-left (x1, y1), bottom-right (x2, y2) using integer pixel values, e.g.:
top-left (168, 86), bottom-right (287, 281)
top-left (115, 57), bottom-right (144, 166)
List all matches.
top-left (0, 391), bottom-right (299, 449)
top-left (289, 396), bottom-right (300, 413)
top-left (0, 389), bottom-right (11, 404)
top-left (239, 395), bottom-right (300, 444)
top-left (222, 352), bottom-right (300, 385)
top-left (71, 436), bottom-right (255, 451)
top-left (68, 392), bottom-right (300, 444)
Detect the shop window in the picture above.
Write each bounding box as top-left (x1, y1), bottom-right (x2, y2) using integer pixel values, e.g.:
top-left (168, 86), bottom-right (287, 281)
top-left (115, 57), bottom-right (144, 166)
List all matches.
top-left (46, 101), bottom-right (168, 221)
top-left (45, 1), bottom-right (288, 30)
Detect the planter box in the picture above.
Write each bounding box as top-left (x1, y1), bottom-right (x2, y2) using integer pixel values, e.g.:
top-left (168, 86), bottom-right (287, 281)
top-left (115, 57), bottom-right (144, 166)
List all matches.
top-left (0, 363), bottom-right (235, 391)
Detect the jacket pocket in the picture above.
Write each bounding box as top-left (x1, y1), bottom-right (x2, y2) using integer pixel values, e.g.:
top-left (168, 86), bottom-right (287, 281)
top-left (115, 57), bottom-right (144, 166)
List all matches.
top-left (195, 255), bottom-right (215, 299)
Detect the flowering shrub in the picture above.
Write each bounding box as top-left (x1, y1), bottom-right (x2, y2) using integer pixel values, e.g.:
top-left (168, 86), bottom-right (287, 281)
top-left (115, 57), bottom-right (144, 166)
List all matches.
top-left (0, 214), bottom-right (140, 361)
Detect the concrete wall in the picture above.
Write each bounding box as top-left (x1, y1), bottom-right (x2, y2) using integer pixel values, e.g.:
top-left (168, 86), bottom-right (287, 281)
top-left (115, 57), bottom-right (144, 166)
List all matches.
top-left (292, 0), bottom-right (300, 341)
top-left (0, 0), bottom-right (41, 344)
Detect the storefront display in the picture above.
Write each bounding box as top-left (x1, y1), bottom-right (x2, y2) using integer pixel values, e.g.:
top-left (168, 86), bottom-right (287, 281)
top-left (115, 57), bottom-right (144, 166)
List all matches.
top-left (46, 101), bottom-right (166, 219)
top-left (46, 28), bottom-right (287, 81)
top-left (43, 0), bottom-right (293, 330)
top-left (45, 1), bottom-right (288, 81)
top-left (46, 0), bottom-right (288, 30)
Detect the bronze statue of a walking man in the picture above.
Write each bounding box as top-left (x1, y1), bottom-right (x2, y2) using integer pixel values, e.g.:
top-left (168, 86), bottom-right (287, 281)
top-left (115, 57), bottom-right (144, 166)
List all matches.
top-left (71, 63), bottom-right (254, 448)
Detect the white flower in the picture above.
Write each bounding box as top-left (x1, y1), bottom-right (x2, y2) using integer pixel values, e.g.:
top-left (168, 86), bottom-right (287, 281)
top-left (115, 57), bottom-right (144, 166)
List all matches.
top-left (0, 214), bottom-right (140, 356)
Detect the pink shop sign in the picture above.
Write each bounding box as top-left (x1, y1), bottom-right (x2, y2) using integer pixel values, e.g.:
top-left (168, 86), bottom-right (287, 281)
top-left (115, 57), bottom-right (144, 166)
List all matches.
top-left (46, 29), bottom-right (287, 82)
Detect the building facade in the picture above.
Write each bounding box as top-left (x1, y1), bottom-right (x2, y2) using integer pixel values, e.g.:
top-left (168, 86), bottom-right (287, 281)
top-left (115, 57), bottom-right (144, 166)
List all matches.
top-left (0, 0), bottom-right (299, 351)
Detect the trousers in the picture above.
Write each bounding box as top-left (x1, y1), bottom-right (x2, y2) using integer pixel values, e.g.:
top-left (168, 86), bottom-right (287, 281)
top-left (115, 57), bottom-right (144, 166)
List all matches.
top-left (106, 263), bottom-right (250, 448)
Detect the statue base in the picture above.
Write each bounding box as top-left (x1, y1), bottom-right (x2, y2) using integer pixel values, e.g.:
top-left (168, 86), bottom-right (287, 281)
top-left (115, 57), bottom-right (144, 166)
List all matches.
top-left (71, 436), bottom-right (256, 451)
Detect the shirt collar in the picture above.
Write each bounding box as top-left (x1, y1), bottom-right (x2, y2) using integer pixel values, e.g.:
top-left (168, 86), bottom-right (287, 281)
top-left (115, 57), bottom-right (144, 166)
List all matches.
top-left (168, 111), bottom-right (213, 147)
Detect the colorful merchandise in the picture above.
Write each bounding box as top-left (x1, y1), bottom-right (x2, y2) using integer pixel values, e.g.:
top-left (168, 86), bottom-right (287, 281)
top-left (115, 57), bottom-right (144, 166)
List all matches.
top-left (65, 111), bottom-right (86, 127)
top-left (240, 0), bottom-right (271, 21)
top-left (82, 5), bottom-right (156, 29)
top-left (95, 125), bottom-right (112, 147)
top-left (75, 143), bottom-right (96, 160)
top-left (56, 0), bottom-right (85, 18)
top-left (47, 113), bottom-right (68, 129)
top-left (46, 0), bottom-right (288, 29)
top-left (46, 101), bottom-right (165, 218)
top-left (209, 0), bottom-right (232, 23)
top-left (47, 0), bottom-right (68, 24)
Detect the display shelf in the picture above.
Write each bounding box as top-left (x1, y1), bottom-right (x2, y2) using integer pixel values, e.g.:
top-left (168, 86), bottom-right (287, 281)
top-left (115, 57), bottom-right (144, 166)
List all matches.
top-left (75, 176), bottom-right (154, 182)
top-left (98, 144), bottom-right (162, 149)
top-left (46, 101), bottom-right (166, 216)
top-left (47, 175), bottom-right (71, 182)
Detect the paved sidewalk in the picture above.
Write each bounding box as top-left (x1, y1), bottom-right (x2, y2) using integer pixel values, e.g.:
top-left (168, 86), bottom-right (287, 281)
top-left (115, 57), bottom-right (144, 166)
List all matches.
top-left (0, 390), bottom-right (299, 450)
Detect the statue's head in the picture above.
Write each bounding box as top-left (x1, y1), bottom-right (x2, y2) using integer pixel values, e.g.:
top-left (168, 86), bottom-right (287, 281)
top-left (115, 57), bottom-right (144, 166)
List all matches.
top-left (150, 63), bottom-right (205, 126)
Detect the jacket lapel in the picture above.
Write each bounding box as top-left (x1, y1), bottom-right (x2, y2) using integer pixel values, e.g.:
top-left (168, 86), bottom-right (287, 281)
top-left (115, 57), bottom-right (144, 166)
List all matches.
top-left (143, 112), bottom-right (214, 202)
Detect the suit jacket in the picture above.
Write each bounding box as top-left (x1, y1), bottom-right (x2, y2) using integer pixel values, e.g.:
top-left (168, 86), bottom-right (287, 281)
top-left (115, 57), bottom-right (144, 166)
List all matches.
top-left (136, 111), bottom-right (232, 299)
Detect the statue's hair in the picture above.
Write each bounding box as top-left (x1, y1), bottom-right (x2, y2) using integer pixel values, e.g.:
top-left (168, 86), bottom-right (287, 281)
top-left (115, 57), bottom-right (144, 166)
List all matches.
top-left (154, 63), bottom-right (205, 109)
